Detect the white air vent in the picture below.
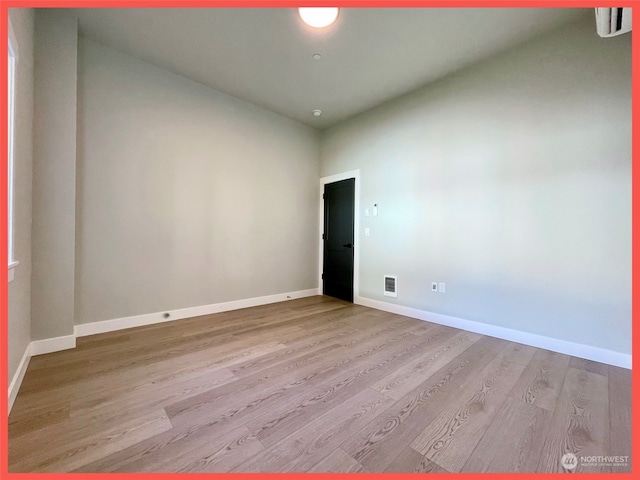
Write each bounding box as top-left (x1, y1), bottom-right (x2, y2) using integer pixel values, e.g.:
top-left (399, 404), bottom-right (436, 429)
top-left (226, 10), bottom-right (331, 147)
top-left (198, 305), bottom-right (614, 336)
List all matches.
top-left (595, 7), bottom-right (632, 38)
top-left (384, 275), bottom-right (398, 298)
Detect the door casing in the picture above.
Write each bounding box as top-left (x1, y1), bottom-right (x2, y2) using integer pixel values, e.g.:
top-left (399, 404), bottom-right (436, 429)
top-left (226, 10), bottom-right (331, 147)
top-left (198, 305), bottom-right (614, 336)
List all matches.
top-left (319, 170), bottom-right (360, 301)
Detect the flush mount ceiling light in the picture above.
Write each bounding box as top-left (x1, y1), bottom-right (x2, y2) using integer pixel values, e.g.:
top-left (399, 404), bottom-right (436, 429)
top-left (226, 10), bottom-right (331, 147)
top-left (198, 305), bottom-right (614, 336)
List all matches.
top-left (298, 7), bottom-right (339, 28)
top-left (312, 109), bottom-right (322, 117)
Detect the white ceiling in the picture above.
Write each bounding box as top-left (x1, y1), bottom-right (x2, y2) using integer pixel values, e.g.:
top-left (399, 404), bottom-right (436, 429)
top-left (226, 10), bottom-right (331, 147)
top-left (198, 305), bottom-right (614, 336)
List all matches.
top-left (73, 8), bottom-right (591, 129)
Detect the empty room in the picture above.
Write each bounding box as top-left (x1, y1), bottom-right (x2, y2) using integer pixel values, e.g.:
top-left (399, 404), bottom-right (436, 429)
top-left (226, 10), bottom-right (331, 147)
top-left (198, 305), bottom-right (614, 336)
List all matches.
top-left (5, 5), bottom-right (631, 474)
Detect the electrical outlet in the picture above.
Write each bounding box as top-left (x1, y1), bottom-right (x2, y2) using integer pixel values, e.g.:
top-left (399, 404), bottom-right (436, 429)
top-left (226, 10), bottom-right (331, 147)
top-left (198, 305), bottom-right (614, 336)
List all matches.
top-left (438, 282), bottom-right (446, 293)
top-left (431, 282), bottom-right (438, 292)
top-left (365, 227), bottom-right (370, 237)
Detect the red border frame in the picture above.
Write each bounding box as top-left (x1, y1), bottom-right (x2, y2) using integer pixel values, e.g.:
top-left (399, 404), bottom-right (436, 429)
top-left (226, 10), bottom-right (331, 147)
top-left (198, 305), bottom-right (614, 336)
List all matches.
top-left (0, 1), bottom-right (636, 479)
top-left (0, 1), bottom-right (636, 7)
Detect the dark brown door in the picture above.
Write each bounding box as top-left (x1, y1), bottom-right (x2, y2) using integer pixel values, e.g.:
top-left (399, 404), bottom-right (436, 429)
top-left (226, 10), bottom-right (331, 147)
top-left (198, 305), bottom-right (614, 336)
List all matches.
top-left (322, 178), bottom-right (354, 302)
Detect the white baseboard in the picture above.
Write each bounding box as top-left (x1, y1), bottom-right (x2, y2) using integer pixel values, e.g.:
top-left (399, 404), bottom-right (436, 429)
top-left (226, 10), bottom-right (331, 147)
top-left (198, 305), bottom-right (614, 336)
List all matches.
top-left (355, 296), bottom-right (631, 369)
top-left (8, 344), bottom-right (31, 414)
top-left (30, 335), bottom-right (77, 356)
top-left (74, 288), bottom-right (320, 338)
top-left (7, 289), bottom-right (319, 415)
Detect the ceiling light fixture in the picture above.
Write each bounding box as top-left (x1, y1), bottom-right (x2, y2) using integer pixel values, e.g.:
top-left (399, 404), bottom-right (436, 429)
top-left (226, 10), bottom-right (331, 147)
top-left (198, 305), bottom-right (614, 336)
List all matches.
top-left (312, 53), bottom-right (322, 60)
top-left (298, 7), bottom-right (339, 28)
top-left (312, 109), bottom-right (322, 117)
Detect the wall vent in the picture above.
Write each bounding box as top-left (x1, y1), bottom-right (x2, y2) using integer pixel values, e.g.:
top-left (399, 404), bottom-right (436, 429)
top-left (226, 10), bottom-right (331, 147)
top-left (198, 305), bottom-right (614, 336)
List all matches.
top-left (595, 7), bottom-right (632, 38)
top-left (384, 275), bottom-right (398, 298)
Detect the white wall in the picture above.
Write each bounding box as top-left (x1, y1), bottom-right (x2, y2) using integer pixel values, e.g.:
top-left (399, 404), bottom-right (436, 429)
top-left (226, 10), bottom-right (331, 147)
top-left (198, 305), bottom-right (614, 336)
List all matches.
top-left (8, 9), bottom-right (34, 382)
top-left (321, 17), bottom-right (631, 355)
top-left (75, 37), bottom-right (320, 325)
top-left (31, 9), bottom-right (78, 340)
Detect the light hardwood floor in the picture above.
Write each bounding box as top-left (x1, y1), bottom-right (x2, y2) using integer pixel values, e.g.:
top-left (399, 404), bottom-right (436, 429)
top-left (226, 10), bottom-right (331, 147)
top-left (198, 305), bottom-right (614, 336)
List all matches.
top-left (8, 296), bottom-right (632, 472)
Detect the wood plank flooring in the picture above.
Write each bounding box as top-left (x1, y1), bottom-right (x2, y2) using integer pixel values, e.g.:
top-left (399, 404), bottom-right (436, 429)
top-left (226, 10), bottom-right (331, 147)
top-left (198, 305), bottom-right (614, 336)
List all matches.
top-left (8, 296), bottom-right (632, 473)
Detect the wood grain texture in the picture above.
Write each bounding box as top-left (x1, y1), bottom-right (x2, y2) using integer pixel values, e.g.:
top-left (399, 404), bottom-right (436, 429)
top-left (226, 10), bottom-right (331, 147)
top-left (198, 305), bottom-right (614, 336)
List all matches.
top-left (568, 356), bottom-right (609, 376)
top-left (340, 336), bottom-right (507, 471)
top-left (308, 448), bottom-right (366, 472)
top-left (243, 324), bottom-right (460, 449)
top-left (10, 410), bottom-right (173, 472)
top-left (409, 343), bottom-right (532, 472)
top-left (537, 367), bottom-right (611, 473)
top-left (8, 401), bottom-right (70, 438)
top-left (608, 365), bottom-right (631, 472)
top-left (8, 296), bottom-right (628, 473)
top-left (509, 348), bottom-right (571, 411)
top-left (384, 447), bottom-right (449, 473)
top-left (81, 424), bottom-right (264, 473)
top-left (371, 330), bottom-right (481, 400)
top-left (74, 418), bottom-right (253, 472)
top-left (461, 396), bottom-right (552, 472)
top-left (235, 388), bottom-right (393, 472)
top-left (163, 342), bottom-right (348, 428)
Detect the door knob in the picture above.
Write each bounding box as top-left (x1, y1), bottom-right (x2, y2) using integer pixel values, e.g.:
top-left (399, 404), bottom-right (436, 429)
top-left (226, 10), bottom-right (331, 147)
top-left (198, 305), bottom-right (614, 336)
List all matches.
top-left (342, 243), bottom-right (353, 248)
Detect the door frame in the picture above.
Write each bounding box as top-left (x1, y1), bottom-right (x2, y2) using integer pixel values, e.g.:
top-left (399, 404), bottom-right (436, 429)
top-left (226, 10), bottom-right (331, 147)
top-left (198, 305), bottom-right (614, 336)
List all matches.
top-left (319, 170), bottom-right (360, 301)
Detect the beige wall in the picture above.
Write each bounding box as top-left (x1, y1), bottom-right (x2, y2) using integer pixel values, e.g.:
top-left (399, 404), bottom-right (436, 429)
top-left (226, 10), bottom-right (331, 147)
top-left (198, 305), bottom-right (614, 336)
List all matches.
top-left (321, 17), bottom-right (631, 354)
top-left (31, 10), bottom-right (78, 340)
top-left (75, 37), bottom-right (321, 324)
top-left (8, 9), bottom-right (34, 382)
top-left (10, 11), bottom-right (631, 369)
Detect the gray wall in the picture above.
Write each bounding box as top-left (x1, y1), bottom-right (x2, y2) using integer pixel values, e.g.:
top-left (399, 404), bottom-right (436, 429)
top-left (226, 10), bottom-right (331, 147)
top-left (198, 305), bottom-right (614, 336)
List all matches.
top-left (31, 10), bottom-right (78, 341)
top-left (8, 9), bottom-right (34, 382)
top-left (321, 17), bottom-right (631, 355)
top-left (75, 37), bottom-right (320, 325)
